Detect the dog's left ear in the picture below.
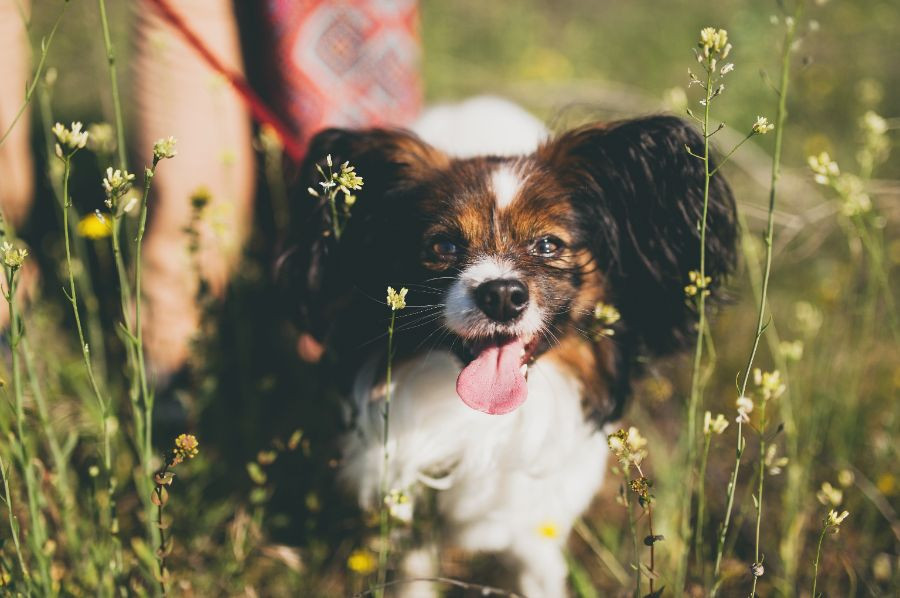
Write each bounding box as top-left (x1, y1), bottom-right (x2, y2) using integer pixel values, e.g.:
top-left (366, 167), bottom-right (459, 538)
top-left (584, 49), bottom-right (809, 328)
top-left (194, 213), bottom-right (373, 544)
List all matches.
top-left (538, 115), bottom-right (738, 355)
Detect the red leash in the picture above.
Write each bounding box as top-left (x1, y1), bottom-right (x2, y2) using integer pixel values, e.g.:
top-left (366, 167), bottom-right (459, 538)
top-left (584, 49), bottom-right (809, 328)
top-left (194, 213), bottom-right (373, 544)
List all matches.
top-left (145, 0), bottom-right (306, 163)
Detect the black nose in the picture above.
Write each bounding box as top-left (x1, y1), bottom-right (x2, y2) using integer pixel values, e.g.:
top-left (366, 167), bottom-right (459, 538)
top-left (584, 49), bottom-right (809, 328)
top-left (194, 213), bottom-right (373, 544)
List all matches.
top-left (475, 279), bottom-right (529, 323)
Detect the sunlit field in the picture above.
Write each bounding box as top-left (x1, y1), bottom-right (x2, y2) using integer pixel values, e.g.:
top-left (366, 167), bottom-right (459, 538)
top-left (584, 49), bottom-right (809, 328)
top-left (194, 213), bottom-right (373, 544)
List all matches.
top-left (1, 0), bottom-right (897, 596)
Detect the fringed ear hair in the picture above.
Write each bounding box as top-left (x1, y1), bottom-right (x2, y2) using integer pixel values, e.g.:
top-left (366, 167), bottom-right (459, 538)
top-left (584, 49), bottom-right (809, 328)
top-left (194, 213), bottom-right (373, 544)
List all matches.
top-left (277, 128), bottom-right (448, 345)
top-left (538, 115), bottom-right (738, 356)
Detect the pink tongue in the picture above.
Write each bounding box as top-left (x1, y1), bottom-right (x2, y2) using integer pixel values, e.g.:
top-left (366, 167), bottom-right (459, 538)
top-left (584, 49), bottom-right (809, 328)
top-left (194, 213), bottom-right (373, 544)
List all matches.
top-left (456, 338), bottom-right (528, 415)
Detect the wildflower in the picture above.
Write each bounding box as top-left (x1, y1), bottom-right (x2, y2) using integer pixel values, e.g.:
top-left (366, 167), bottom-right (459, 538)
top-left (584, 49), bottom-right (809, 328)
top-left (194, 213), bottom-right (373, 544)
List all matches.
top-left (52, 121), bottom-right (89, 154)
top-left (719, 62), bottom-right (734, 75)
top-left (837, 469), bottom-right (855, 488)
top-left (347, 549), bottom-right (377, 575)
top-left (698, 27), bottom-right (730, 59)
top-left (153, 136), bottom-right (178, 161)
top-left (629, 476), bottom-right (651, 501)
top-left (593, 301), bottom-right (621, 338)
top-left (752, 115), bottom-right (775, 135)
top-left (750, 561), bottom-right (765, 578)
top-left (807, 152), bottom-right (840, 185)
top-left (684, 270), bottom-right (712, 297)
top-left (817, 482), bottom-right (843, 507)
top-left (120, 193), bottom-right (140, 215)
top-left (794, 301), bottom-right (823, 336)
top-left (384, 488), bottom-right (413, 524)
top-left (824, 509), bottom-right (849, 528)
top-left (703, 411), bottom-right (729, 435)
top-left (537, 521), bottom-right (559, 539)
top-left (779, 339), bottom-right (804, 361)
top-left (834, 174), bottom-right (872, 216)
top-left (861, 110), bottom-right (888, 136)
top-left (172, 433), bottom-right (199, 465)
top-left (102, 167), bottom-right (136, 206)
top-left (77, 212), bottom-right (112, 239)
top-left (86, 123), bottom-right (116, 155)
top-left (764, 444), bottom-right (789, 476)
top-left (1, 241), bottom-right (28, 270)
top-left (735, 395), bottom-right (754, 423)
top-left (607, 426), bottom-right (648, 468)
top-left (386, 286), bottom-right (408, 311)
top-left (753, 369), bottom-right (785, 402)
top-left (190, 187), bottom-right (212, 210)
top-left (336, 161), bottom-right (364, 195)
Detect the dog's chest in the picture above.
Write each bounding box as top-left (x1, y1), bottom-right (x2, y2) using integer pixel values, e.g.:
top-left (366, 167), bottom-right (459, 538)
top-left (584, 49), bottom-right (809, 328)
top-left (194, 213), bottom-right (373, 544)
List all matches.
top-left (338, 351), bottom-right (609, 549)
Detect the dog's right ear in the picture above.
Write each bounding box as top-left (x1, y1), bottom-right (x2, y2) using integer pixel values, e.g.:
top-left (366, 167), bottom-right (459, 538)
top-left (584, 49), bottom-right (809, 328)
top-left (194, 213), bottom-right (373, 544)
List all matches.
top-left (277, 128), bottom-right (447, 344)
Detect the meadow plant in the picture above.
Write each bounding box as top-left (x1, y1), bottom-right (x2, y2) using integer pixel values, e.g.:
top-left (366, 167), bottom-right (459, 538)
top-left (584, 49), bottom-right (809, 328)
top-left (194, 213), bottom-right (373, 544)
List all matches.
top-left (678, 24), bottom-right (774, 593)
top-left (308, 154), bottom-right (364, 240)
top-left (375, 285), bottom-right (407, 597)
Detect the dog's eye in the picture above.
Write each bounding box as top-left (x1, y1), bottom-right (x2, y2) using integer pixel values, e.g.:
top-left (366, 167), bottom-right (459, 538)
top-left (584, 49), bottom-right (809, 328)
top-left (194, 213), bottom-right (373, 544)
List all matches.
top-left (430, 238), bottom-right (459, 257)
top-left (531, 236), bottom-right (564, 257)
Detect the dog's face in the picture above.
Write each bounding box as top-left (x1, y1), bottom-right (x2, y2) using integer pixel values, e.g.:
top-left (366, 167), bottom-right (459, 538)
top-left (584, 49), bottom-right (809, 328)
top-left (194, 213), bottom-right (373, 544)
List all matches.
top-left (284, 116), bottom-right (737, 421)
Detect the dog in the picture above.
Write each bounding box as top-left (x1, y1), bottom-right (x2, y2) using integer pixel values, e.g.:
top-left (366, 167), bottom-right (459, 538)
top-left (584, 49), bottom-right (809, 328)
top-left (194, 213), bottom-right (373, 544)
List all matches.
top-left (283, 98), bottom-right (737, 596)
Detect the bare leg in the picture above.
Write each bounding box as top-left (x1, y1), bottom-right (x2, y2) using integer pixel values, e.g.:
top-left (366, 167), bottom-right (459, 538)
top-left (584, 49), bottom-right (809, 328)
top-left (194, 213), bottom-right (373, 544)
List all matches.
top-left (0, 0), bottom-right (35, 230)
top-left (132, 0), bottom-right (255, 376)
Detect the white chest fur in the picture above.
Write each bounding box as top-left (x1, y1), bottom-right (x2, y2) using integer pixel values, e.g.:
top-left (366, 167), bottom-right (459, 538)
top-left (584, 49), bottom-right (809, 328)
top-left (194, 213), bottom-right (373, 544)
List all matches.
top-left (338, 350), bottom-right (609, 595)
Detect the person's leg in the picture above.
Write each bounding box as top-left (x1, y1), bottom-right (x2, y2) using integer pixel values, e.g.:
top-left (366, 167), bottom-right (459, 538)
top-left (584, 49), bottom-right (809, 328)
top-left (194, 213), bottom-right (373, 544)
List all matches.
top-left (0, 0), bottom-right (35, 229)
top-left (133, 0), bottom-right (255, 376)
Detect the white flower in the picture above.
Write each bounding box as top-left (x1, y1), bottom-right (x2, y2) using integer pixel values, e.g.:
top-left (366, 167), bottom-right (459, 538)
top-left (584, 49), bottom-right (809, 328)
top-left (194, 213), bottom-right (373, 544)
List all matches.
top-left (736, 395), bottom-right (754, 423)
top-left (52, 121), bottom-right (90, 153)
top-left (807, 152), bottom-right (840, 185)
top-left (825, 509), bottom-right (849, 528)
top-left (764, 444), bottom-right (789, 475)
top-left (384, 489), bottom-right (413, 524)
top-left (607, 426), bottom-right (648, 468)
top-left (386, 286), bottom-right (408, 311)
top-left (1, 241), bottom-right (28, 270)
top-left (817, 482), bottom-right (843, 507)
top-left (102, 167), bottom-right (135, 198)
top-left (703, 411), bottom-right (729, 435)
top-left (752, 116), bottom-right (775, 135)
top-left (153, 136), bottom-right (178, 161)
top-left (719, 62), bottom-right (735, 75)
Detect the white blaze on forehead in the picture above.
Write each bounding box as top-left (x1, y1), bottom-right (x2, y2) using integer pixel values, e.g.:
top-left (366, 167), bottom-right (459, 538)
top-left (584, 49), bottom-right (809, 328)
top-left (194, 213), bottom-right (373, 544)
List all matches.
top-left (491, 164), bottom-right (523, 210)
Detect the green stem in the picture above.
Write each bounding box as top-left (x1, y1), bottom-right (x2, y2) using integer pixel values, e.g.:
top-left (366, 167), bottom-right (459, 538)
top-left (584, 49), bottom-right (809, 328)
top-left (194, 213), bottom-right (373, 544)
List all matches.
top-left (694, 432), bottom-right (713, 568)
top-left (375, 310), bottom-right (396, 598)
top-left (6, 267), bottom-right (52, 595)
top-left (0, 454), bottom-right (30, 591)
top-left (750, 402), bottom-right (767, 598)
top-left (713, 13), bottom-right (798, 587)
top-left (624, 469), bottom-right (641, 598)
top-left (61, 155), bottom-right (119, 585)
top-left (97, 0), bottom-right (128, 170)
top-left (810, 525), bottom-right (827, 598)
top-left (0, 4), bottom-right (67, 148)
top-left (36, 78), bottom-right (110, 382)
top-left (678, 64), bottom-right (713, 593)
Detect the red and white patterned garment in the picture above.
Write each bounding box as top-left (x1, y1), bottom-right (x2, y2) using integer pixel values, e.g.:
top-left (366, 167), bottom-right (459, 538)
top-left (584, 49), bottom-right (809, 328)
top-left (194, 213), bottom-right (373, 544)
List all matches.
top-left (265, 0), bottom-right (423, 150)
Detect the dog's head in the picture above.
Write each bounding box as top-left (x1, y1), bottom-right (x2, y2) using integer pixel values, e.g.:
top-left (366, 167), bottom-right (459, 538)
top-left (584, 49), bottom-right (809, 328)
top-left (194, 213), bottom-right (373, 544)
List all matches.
top-left (281, 116), bottom-right (737, 420)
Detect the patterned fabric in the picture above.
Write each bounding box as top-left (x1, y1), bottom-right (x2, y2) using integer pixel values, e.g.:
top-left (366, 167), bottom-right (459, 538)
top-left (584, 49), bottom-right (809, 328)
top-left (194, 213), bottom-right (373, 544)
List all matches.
top-left (266, 0), bottom-right (422, 151)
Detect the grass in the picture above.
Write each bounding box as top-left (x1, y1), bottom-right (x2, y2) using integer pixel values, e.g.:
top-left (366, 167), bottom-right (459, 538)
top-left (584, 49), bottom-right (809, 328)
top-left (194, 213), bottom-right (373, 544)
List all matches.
top-left (0, 0), bottom-right (897, 595)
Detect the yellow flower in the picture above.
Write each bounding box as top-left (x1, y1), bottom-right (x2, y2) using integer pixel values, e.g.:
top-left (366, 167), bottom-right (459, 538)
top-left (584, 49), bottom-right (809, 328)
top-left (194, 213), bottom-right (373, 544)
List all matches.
top-left (537, 521), bottom-right (559, 539)
top-left (703, 411), bottom-right (729, 435)
top-left (77, 213), bottom-right (112, 239)
top-left (386, 286), bottom-right (408, 311)
top-left (173, 433), bottom-right (199, 464)
top-left (347, 549), bottom-right (377, 575)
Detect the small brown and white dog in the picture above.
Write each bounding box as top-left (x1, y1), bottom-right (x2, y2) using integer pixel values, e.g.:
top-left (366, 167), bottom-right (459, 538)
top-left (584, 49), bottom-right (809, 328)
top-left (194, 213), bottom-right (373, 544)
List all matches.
top-left (283, 98), bottom-right (737, 596)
